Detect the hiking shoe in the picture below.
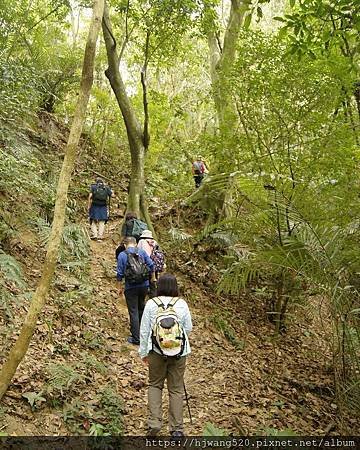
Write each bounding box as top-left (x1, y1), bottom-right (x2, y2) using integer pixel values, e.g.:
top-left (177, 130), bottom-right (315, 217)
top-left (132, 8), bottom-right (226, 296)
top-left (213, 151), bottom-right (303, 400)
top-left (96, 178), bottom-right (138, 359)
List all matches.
top-left (170, 431), bottom-right (184, 442)
top-left (146, 428), bottom-right (160, 436)
top-left (126, 337), bottom-right (140, 345)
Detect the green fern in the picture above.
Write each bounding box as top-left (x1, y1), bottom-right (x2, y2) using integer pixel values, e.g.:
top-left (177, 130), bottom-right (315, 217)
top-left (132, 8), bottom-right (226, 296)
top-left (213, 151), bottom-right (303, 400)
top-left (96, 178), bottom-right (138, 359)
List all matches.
top-left (99, 385), bottom-right (123, 435)
top-left (203, 422), bottom-right (228, 436)
top-left (168, 227), bottom-right (193, 242)
top-left (0, 251), bottom-right (25, 289)
top-left (46, 363), bottom-right (84, 398)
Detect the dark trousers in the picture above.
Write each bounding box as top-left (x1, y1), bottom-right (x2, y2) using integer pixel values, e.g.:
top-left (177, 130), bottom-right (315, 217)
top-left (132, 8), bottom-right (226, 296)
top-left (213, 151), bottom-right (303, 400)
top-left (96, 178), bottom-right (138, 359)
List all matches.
top-left (124, 286), bottom-right (148, 343)
top-left (148, 272), bottom-right (159, 299)
top-left (194, 174), bottom-right (204, 188)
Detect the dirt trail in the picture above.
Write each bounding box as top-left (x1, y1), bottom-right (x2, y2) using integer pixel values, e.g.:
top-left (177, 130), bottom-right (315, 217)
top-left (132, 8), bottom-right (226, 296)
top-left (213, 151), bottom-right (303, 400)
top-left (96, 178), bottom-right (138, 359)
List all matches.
top-left (88, 216), bottom-right (349, 436)
top-left (0, 217), bottom-right (346, 436)
top-left (89, 219), bottom-right (250, 435)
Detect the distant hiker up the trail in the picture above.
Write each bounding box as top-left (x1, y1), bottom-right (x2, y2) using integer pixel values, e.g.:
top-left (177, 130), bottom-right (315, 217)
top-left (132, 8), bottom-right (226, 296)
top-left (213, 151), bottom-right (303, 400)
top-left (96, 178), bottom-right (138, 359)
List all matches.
top-left (117, 236), bottom-right (154, 345)
top-left (192, 157), bottom-right (209, 188)
top-left (88, 178), bottom-right (113, 240)
top-left (139, 273), bottom-right (192, 438)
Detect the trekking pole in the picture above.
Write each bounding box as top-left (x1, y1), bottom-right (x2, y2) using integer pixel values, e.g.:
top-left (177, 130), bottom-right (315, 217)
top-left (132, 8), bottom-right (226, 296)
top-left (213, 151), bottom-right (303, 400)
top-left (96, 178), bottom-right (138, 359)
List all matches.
top-left (183, 382), bottom-right (193, 425)
top-left (108, 196), bottom-right (111, 221)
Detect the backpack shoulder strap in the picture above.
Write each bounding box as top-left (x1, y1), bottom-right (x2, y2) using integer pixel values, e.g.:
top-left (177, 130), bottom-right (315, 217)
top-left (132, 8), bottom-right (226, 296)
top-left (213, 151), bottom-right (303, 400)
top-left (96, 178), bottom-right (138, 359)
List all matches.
top-left (168, 297), bottom-right (179, 308)
top-left (152, 297), bottom-right (165, 309)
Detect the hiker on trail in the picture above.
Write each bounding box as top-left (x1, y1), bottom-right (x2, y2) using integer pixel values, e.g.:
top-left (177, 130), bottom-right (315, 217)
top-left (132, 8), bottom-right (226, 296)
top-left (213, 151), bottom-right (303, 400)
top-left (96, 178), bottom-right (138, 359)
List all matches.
top-left (138, 230), bottom-right (166, 298)
top-left (88, 178), bottom-right (113, 240)
top-left (117, 236), bottom-right (154, 345)
top-left (192, 156), bottom-right (209, 188)
top-left (139, 273), bottom-right (192, 438)
top-left (121, 212), bottom-right (148, 242)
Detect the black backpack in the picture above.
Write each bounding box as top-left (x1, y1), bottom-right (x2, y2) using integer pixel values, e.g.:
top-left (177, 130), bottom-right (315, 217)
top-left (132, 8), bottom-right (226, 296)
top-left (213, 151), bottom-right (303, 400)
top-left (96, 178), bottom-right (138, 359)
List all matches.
top-left (92, 183), bottom-right (109, 205)
top-left (124, 250), bottom-right (149, 284)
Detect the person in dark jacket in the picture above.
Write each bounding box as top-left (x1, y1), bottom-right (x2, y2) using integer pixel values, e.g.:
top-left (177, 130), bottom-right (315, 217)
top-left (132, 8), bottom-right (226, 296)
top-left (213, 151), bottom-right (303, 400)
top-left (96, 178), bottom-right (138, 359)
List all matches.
top-left (117, 236), bottom-right (154, 345)
top-left (121, 212), bottom-right (138, 238)
top-left (88, 178), bottom-right (114, 240)
top-left (121, 212), bottom-right (147, 241)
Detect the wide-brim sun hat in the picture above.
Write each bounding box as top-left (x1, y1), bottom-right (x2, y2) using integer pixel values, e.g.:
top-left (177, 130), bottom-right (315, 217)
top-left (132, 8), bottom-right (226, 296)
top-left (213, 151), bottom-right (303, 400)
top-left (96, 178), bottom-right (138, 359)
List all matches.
top-left (140, 230), bottom-right (153, 239)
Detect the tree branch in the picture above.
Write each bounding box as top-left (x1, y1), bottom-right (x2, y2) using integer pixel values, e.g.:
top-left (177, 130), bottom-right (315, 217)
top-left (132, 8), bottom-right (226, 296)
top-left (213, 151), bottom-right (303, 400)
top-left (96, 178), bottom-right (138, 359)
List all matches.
top-left (27, 2), bottom-right (66, 33)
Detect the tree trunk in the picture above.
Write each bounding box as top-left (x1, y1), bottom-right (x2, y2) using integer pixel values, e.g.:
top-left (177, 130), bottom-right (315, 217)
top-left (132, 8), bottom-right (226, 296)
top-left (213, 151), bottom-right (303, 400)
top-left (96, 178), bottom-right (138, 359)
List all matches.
top-left (208, 0), bottom-right (246, 130)
top-left (0, 0), bottom-right (104, 401)
top-left (102, 2), bottom-right (147, 219)
top-left (99, 119), bottom-right (108, 158)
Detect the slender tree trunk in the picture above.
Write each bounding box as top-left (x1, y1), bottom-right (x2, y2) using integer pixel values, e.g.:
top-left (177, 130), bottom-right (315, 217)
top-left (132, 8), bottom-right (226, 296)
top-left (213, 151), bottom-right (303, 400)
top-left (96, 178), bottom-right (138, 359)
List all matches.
top-left (208, 0), bottom-right (246, 130)
top-left (0, 0), bottom-right (104, 401)
top-left (204, 1), bottom-right (247, 222)
top-left (99, 119), bottom-right (108, 158)
top-left (353, 81), bottom-right (360, 121)
top-left (102, 2), bottom-right (147, 219)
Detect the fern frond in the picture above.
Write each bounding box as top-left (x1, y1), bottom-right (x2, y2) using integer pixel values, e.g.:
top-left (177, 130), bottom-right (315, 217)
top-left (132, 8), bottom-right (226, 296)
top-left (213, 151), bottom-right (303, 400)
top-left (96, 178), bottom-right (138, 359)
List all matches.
top-left (0, 251), bottom-right (25, 289)
top-left (168, 227), bottom-right (192, 242)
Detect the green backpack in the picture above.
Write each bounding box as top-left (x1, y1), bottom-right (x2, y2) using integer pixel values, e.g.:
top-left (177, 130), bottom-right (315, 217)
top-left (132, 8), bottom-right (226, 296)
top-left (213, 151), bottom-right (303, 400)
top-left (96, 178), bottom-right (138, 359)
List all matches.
top-left (131, 219), bottom-right (148, 240)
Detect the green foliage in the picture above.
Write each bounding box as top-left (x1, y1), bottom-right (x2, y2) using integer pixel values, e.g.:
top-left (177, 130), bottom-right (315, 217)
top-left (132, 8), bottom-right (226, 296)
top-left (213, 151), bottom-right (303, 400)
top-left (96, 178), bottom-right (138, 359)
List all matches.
top-left (168, 227), bottom-right (193, 242)
top-left (0, 251), bottom-right (26, 320)
top-left (277, 0), bottom-right (360, 61)
top-left (61, 385), bottom-right (123, 436)
top-left (203, 422), bottom-right (228, 436)
top-left (0, 251), bottom-right (25, 289)
top-left (211, 313), bottom-right (245, 350)
top-left (0, 139), bottom-right (55, 206)
top-left (22, 391), bottom-right (46, 410)
top-left (80, 352), bottom-right (107, 376)
top-left (82, 330), bottom-right (104, 350)
top-left (89, 423), bottom-right (110, 436)
top-left (258, 427), bottom-right (297, 436)
top-left (0, 0), bottom-right (72, 121)
top-left (46, 363), bottom-right (85, 399)
top-left (35, 220), bottom-right (90, 276)
top-left (46, 353), bottom-right (108, 406)
top-left (99, 385), bottom-right (123, 435)
top-left (60, 224), bottom-right (90, 261)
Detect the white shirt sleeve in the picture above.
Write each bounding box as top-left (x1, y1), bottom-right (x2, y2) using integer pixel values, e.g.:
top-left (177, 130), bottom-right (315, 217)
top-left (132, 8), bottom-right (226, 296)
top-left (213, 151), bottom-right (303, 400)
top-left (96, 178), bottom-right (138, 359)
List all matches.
top-left (182, 302), bottom-right (193, 335)
top-left (139, 301), bottom-right (153, 358)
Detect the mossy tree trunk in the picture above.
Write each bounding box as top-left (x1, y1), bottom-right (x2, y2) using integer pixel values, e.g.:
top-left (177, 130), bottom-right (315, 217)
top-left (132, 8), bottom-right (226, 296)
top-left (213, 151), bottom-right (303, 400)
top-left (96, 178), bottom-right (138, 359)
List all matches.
top-left (0, 0), bottom-right (104, 401)
top-left (102, 2), bottom-right (153, 229)
top-left (204, 1), bottom-right (246, 221)
top-left (208, 0), bottom-right (246, 131)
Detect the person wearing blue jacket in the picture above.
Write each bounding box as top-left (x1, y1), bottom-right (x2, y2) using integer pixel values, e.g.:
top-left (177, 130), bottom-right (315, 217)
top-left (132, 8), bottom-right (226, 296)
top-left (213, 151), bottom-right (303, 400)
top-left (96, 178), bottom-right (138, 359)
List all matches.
top-left (117, 236), bottom-right (154, 345)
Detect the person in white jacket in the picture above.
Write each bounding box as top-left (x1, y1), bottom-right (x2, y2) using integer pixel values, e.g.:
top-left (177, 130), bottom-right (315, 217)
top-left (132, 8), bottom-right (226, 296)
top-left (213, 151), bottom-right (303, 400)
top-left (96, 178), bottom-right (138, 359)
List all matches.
top-left (139, 273), bottom-right (192, 438)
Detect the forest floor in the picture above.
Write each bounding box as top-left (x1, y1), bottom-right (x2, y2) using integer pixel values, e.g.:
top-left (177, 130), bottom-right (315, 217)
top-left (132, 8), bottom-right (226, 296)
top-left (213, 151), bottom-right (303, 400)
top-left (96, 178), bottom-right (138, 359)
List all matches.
top-left (1, 210), bottom-right (357, 436)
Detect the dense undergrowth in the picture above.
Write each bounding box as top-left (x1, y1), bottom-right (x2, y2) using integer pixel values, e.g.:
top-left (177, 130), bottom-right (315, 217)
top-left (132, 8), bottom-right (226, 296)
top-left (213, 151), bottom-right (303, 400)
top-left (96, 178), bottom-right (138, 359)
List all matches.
top-left (0, 114), bottom-right (359, 434)
top-left (0, 117), bottom-right (126, 435)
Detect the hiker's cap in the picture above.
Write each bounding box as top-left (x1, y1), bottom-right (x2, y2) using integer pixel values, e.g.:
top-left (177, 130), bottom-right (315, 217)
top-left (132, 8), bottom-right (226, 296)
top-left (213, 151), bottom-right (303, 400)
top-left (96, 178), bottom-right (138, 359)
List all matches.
top-left (140, 230), bottom-right (153, 239)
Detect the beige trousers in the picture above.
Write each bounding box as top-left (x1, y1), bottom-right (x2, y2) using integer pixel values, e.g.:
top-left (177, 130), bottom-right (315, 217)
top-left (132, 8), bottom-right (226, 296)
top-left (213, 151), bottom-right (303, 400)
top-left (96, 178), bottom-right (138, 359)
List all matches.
top-left (90, 220), bottom-right (105, 238)
top-left (148, 352), bottom-right (186, 433)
